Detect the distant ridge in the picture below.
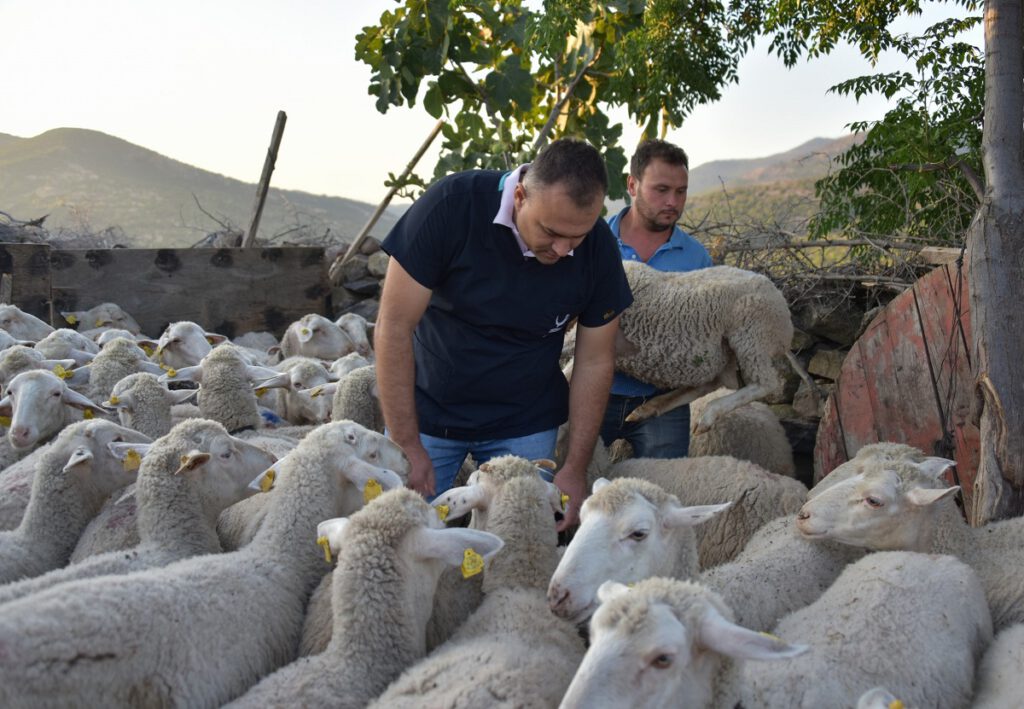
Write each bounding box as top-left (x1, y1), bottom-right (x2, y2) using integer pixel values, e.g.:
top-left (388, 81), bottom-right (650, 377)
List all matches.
top-left (0, 127), bottom-right (401, 247)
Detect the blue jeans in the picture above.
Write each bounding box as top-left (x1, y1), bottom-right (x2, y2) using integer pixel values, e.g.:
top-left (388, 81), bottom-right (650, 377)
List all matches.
top-left (600, 393), bottom-right (690, 459)
top-left (420, 428), bottom-right (559, 496)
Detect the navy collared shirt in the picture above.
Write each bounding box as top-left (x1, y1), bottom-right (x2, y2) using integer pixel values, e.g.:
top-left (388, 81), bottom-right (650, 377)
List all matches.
top-left (382, 169), bottom-right (633, 440)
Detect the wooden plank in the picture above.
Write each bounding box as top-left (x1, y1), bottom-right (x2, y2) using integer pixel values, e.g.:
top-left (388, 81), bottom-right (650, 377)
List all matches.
top-left (919, 246), bottom-right (963, 265)
top-left (49, 247), bottom-right (328, 338)
top-left (0, 243), bottom-right (52, 321)
top-left (813, 266), bottom-right (980, 496)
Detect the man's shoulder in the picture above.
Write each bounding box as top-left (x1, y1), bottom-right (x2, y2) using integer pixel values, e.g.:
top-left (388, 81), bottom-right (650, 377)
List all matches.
top-left (432, 169), bottom-right (505, 197)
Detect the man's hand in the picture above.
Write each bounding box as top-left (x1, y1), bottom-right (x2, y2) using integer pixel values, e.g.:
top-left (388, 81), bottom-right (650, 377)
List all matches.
top-left (553, 464), bottom-right (587, 532)
top-left (404, 442), bottom-right (436, 498)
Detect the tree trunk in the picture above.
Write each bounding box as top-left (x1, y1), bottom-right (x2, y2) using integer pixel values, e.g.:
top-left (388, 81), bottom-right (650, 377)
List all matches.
top-left (967, 0), bottom-right (1024, 525)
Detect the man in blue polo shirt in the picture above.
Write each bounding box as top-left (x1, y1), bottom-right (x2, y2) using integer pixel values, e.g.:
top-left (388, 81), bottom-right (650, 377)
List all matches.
top-left (376, 139), bottom-right (633, 529)
top-left (601, 139), bottom-right (713, 458)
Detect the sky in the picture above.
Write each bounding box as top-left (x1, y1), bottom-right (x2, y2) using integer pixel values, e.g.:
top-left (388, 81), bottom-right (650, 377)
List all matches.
top-left (1, 1), bottom-right (981, 205)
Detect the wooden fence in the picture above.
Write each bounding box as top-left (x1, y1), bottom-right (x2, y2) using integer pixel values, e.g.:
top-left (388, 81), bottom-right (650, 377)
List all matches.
top-left (0, 243), bottom-right (329, 338)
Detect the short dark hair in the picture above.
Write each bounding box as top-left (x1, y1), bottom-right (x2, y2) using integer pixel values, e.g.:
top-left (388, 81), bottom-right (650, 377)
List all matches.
top-left (524, 138), bottom-right (608, 208)
top-left (630, 139), bottom-right (689, 180)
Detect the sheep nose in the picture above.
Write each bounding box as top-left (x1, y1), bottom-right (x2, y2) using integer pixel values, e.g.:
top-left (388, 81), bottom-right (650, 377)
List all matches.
top-left (548, 584), bottom-right (571, 613)
top-left (9, 425), bottom-right (32, 446)
top-left (796, 509), bottom-right (810, 521)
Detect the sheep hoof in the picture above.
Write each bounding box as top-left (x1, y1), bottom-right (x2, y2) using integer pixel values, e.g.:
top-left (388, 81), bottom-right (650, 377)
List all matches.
top-left (624, 404), bottom-right (655, 423)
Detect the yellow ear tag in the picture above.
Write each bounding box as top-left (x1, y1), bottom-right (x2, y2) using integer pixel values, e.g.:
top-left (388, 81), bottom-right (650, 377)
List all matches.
top-left (52, 364), bottom-right (72, 380)
top-left (83, 408), bottom-right (94, 419)
top-left (254, 387), bottom-right (268, 398)
top-left (0, 416), bottom-right (11, 427)
top-left (461, 548), bottom-right (484, 579)
top-left (65, 314), bottom-right (78, 325)
top-left (310, 385), bottom-right (323, 398)
top-left (260, 469), bottom-right (276, 492)
top-left (316, 536), bottom-right (333, 564)
top-left (363, 478), bottom-right (383, 504)
top-left (560, 492), bottom-right (569, 511)
top-left (94, 319), bottom-right (104, 328)
top-left (436, 504), bottom-right (450, 522)
top-left (141, 344), bottom-right (154, 357)
top-left (205, 336), bottom-right (216, 345)
top-left (758, 631), bottom-right (783, 642)
top-left (300, 327), bottom-right (310, 336)
top-left (889, 702), bottom-right (905, 709)
top-left (166, 368), bottom-right (177, 378)
top-left (123, 448), bottom-right (142, 472)
top-left (108, 395), bottom-right (120, 406)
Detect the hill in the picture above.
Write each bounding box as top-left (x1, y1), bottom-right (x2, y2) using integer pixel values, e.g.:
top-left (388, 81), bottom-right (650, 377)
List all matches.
top-left (0, 128), bottom-right (401, 247)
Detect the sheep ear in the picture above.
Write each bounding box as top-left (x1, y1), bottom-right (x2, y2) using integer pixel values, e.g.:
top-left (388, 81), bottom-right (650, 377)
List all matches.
top-left (596, 580), bottom-right (632, 604)
top-left (174, 450), bottom-right (211, 475)
top-left (0, 397), bottom-right (12, 418)
top-left (61, 310), bottom-right (85, 326)
top-left (137, 361), bottom-right (165, 376)
top-left (317, 517), bottom-right (350, 554)
top-left (161, 365), bottom-right (202, 384)
top-left (165, 388), bottom-right (198, 406)
top-left (432, 483), bottom-right (489, 522)
top-left (108, 442), bottom-right (151, 472)
top-left (339, 456), bottom-right (404, 495)
top-left (905, 485), bottom-right (960, 507)
top-left (251, 371), bottom-right (290, 390)
top-left (136, 339), bottom-right (159, 357)
top-left (698, 605), bottom-right (808, 661)
top-left (916, 457), bottom-right (957, 481)
top-left (63, 444), bottom-right (94, 473)
top-left (104, 390), bottom-right (132, 409)
top-left (42, 358), bottom-right (78, 372)
top-left (593, 477), bottom-right (612, 493)
top-left (69, 349), bottom-right (95, 366)
top-left (663, 501), bottom-right (732, 529)
top-left (204, 332), bottom-right (228, 345)
top-left (303, 382), bottom-right (338, 401)
top-left (409, 527), bottom-right (504, 566)
top-left (60, 364), bottom-right (92, 389)
top-left (248, 462), bottom-right (283, 492)
top-left (61, 386), bottom-right (108, 413)
top-left (545, 480), bottom-right (566, 515)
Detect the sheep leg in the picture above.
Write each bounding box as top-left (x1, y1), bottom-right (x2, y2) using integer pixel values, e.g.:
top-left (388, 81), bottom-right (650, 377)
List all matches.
top-left (624, 381), bottom-right (722, 423)
top-left (692, 383), bottom-right (772, 434)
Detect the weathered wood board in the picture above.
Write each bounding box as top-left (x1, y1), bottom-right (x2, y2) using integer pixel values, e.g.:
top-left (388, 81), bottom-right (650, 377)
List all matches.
top-left (815, 264), bottom-right (979, 508)
top-left (0, 243), bottom-right (53, 321)
top-left (48, 247), bottom-right (329, 338)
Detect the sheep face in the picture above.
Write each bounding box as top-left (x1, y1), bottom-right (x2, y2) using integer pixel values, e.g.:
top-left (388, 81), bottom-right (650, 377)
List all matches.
top-left (285, 314), bottom-right (355, 360)
top-left (796, 461), bottom-right (959, 551)
top-left (561, 579), bottom-right (806, 709)
top-left (63, 303), bottom-right (142, 334)
top-left (285, 364), bottom-right (333, 424)
top-left (177, 429), bottom-right (277, 519)
top-left (62, 420), bottom-right (151, 494)
top-left (547, 480), bottom-right (729, 626)
top-left (0, 304), bottom-right (54, 341)
top-left (156, 322), bottom-right (219, 369)
top-left (335, 313), bottom-right (372, 358)
top-left (1, 370), bottom-right (105, 450)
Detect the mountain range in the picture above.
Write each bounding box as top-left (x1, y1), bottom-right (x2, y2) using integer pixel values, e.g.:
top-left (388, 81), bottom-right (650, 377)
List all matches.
top-left (0, 128), bottom-right (860, 247)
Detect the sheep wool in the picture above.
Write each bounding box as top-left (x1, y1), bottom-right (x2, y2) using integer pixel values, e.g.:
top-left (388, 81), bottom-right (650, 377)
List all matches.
top-left (86, 337), bottom-right (162, 402)
top-left (330, 363), bottom-right (382, 432)
top-left (971, 623), bottom-right (1024, 709)
top-left (689, 388), bottom-right (796, 478)
top-left (196, 344), bottom-right (262, 433)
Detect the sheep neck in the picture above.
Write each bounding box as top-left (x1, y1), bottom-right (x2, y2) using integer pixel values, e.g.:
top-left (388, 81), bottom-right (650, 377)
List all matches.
top-left (135, 473), bottom-right (222, 556)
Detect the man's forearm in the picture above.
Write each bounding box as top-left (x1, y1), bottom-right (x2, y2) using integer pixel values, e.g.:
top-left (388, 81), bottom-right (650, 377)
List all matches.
top-left (374, 320), bottom-right (422, 449)
top-left (563, 353), bottom-right (615, 479)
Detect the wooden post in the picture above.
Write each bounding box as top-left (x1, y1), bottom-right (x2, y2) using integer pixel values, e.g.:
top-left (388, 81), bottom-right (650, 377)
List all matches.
top-left (242, 110), bottom-right (288, 248)
top-left (328, 119), bottom-right (445, 285)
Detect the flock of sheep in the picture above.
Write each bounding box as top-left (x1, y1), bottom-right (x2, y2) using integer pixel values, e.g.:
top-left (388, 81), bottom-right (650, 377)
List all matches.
top-left (0, 260), bottom-right (1019, 708)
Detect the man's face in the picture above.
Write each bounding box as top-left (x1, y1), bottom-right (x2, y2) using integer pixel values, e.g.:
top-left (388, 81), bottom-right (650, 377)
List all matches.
top-left (513, 182), bottom-right (603, 265)
top-left (627, 158), bottom-right (688, 232)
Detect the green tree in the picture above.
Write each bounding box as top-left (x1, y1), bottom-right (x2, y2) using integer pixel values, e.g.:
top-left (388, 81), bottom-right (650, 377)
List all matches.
top-left (355, 0), bottom-right (747, 197)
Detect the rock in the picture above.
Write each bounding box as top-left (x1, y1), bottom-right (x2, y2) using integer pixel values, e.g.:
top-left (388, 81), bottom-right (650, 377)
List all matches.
top-left (791, 327), bottom-right (816, 353)
top-left (367, 251), bottom-right (390, 278)
top-left (807, 349), bottom-right (846, 381)
top-left (766, 354), bottom-right (802, 405)
top-left (792, 379), bottom-right (836, 419)
top-left (343, 278), bottom-right (381, 297)
top-left (795, 299), bottom-right (865, 346)
top-left (342, 299), bottom-right (380, 322)
top-left (359, 237), bottom-right (382, 256)
top-left (337, 253), bottom-right (369, 283)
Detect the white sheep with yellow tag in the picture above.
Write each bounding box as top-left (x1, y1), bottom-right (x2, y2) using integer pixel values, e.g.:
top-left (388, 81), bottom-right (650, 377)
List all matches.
top-left (0, 419), bottom-right (150, 585)
top-left (279, 313), bottom-right (358, 362)
top-left (0, 421), bottom-right (409, 707)
top-left (223, 487), bottom-right (503, 709)
top-left (0, 418), bottom-right (274, 605)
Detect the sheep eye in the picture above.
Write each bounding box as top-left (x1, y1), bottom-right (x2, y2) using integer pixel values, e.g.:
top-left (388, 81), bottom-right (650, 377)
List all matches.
top-left (628, 530), bottom-right (648, 541)
top-left (651, 654), bottom-right (673, 669)
top-left (112, 436), bottom-right (123, 443)
top-left (51, 391), bottom-right (61, 398)
top-left (865, 496), bottom-right (884, 509)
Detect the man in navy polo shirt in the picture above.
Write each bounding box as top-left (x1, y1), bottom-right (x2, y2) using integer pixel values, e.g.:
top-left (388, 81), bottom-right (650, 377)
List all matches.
top-left (601, 139), bottom-right (713, 458)
top-left (376, 138), bottom-right (632, 529)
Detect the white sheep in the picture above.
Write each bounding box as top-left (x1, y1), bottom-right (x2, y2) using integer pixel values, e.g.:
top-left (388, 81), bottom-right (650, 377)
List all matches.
top-left (0, 329), bottom-right (31, 352)
top-left (280, 313), bottom-right (356, 360)
top-left (329, 351), bottom-right (372, 379)
top-left (606, 455), bottom-right (807, 568)
top-left (0, 304), bottom-right (54, 341)
top-left (0, 369), bottom-right (110, 452)
top-left (0, 421), bottom-right (406, 707)
top-left (61, 302), bottom-right (142, 335)
top-left (330, 363), bottom-right (382, 431)
top-left (614, 262), bottom-right (798, 432)
top-left (0, 445), bottom-right (52, 530)
top-left (33, 328), bottom-right (99, 366)
top-left (253, 356), bottom-right (335, 425)
top-left (147, 320), bottom-right (228, 370)
top-left (796, 453), bottom-right (1024, 630)
top-left (559, 577), bottom-right (807, 709)
top-left (0, 419), bottom-right (150, 584)
top-left (547, 476), bottom-right (730, 626)
top-left (698, 513), bottom-right (867, 632)
top-left (971, 623), bottom-right (1024, 709)
top-left (335, 312), bottom-right (373, 358)
top-left (71, 336), bottom-right (166, 402)
top-left (737, 551), bottom-right (992, 709)
top-left (370, 457), bottom-right (587, 709)
top-left (224, 488), bottom-right (503, 708)
top-left (104, 372), bottom-right (199, 439)
top-left (0, 344), bottom-right (75, 391)
top-left (0, 418), bottom-right (275, 606)
top-left (688, 387), bottom-right (796, 477)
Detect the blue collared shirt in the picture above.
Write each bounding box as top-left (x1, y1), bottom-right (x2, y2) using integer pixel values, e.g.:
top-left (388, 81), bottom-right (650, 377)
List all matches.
top-left (608, 206), bottom-right (713, 396)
